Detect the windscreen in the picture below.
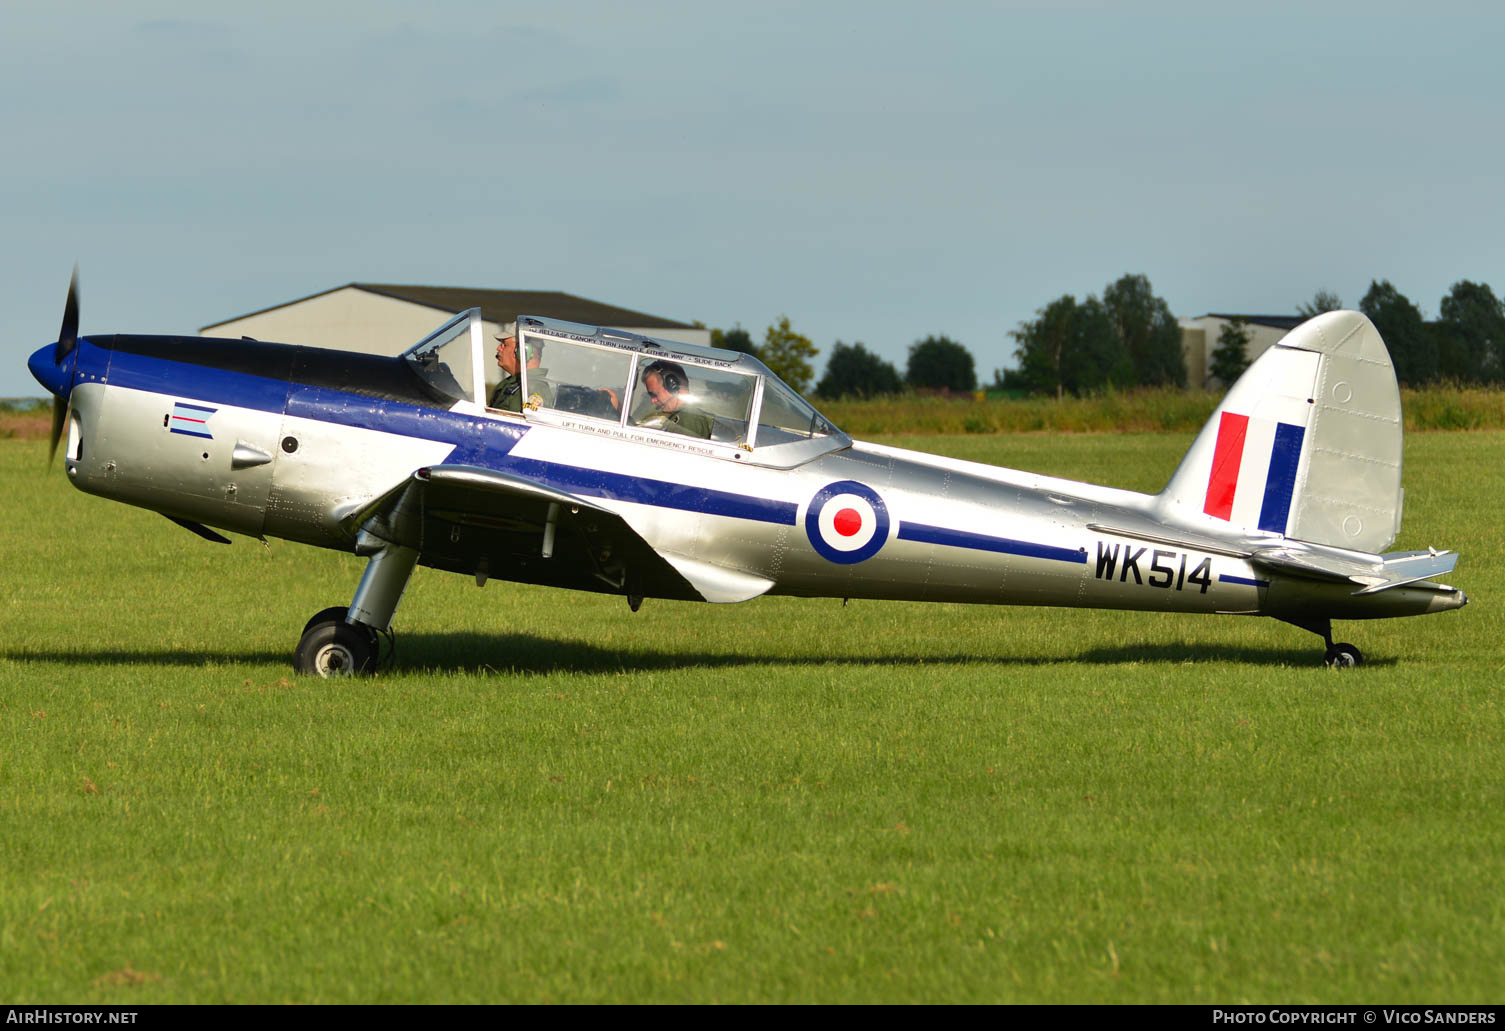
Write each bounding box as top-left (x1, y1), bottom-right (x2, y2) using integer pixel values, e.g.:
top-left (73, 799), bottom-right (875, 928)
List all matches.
top-left (404, 313), bottom-right (476, 404)
top-left (756, 376), bottom-right (836, 446)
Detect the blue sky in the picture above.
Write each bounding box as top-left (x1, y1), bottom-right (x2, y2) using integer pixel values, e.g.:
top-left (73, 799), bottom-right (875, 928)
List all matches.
top-left (4, 1), bottom-right (1502, 397)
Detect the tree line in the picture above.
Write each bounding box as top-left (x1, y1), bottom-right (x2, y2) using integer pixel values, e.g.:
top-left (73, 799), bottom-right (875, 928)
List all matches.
top-left (701, 317), bottom-right (978, 400)
top-left (1208, 281), bottom-right (1505, 390)
top-left (707, 275), bottom-right (1505, 402)
top-left (1348, 280), bottom-right (1503, 386)
top-left (1005, 274), bottom-right (1186, 399)
top-left (708, 274), bottom-right (1188, 402)
top-left (1010, 275), bottom-right (1505, 395)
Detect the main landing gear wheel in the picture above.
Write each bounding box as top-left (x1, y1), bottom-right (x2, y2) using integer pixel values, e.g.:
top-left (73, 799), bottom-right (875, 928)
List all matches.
top-left (1324, 643), bottom-right (1364, 669)
top-left (302, 606), bottom-right (357, 638)
top-left (296, 542), bottom-right (416, 677)
top-left (295, 610), bottom-right (380, 677)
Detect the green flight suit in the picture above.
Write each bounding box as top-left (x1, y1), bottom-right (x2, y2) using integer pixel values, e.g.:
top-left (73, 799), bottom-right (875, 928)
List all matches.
top-left (641, 406), bottom-right (714, 440)
top-left (489, 368), bottom-right (553, 413)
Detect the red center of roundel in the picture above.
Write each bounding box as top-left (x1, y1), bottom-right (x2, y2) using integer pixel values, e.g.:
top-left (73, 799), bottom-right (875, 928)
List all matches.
top-left (833, 507), bottom-right (863, 537)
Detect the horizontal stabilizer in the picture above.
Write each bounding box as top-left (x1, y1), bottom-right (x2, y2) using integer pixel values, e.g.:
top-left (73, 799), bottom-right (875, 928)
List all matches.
top-left (1250, 546), bottom-right (1371, 583)
top-left (1350, 549), bottom-right (1459, 595)
top-left (1250, 544), bottom-right (1457, 594)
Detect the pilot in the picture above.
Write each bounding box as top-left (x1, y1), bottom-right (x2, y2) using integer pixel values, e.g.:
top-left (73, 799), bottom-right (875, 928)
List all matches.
top-left (489, 323), bottom-right (552, 412)
top-left (638, 360), bottom-right (713, 439)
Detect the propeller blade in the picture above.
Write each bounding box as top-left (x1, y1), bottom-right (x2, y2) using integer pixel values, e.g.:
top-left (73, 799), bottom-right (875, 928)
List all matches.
top-left (48, 267), bottom-right (79, 466)
top-left (49, 396), bottom-right (71, 467)
top-left (55, 266), bottom-right (79, 366)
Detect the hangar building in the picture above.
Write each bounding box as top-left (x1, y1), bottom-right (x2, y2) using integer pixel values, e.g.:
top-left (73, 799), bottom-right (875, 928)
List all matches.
top-left (1179, 313), bottom-right (1305, 389)
top-left (199, 283), bottom-right (710, 355)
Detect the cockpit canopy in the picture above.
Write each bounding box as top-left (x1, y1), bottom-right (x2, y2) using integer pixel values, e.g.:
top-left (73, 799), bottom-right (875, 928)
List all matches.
top-left (403, 310), bottom-right (848, 468)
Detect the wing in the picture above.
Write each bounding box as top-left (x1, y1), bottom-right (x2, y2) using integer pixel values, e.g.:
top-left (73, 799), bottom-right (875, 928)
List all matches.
top-left (340, 464), bottom-right (774, 603)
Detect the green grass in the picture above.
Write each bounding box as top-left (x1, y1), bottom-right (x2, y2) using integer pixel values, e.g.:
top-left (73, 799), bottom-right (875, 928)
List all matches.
top-left (1, 434), bottom-right (1500, 1003)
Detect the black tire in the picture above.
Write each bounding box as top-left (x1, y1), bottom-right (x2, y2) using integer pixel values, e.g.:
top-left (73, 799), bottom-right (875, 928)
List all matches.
top-left (302, 607), bottom-right (380, 649)
top-left (1324, 643), bottom-right (1364, 669)
top-left (295, 620), bottom-right (377, 677)
top-left (302, 606), bottom-right (352, 638)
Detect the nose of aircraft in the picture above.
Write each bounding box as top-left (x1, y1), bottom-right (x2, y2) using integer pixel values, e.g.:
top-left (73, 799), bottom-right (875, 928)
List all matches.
top-left (28, 342), bottom-right (71, 399)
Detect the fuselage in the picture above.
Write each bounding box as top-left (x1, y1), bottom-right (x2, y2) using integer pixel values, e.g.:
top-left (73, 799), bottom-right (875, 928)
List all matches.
top-left (30, 332), bottom-right (1465, 627)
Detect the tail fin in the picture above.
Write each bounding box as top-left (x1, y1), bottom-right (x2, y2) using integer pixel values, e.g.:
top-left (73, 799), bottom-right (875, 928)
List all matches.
top-left (1159, 311), bottom-right (1403, 553)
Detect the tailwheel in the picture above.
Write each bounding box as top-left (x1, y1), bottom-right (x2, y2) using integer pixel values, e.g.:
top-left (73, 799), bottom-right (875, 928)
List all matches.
top-left (1278, 617), bottom-right (1365, 670)
top-left (296, 611), bottom-right (380, 677)
top-left (1324, 642), bottom-right (1364, 669)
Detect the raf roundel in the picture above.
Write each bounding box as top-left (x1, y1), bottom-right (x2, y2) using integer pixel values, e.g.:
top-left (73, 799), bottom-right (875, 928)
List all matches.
top-left (805, 480), bottom-right (891, 564)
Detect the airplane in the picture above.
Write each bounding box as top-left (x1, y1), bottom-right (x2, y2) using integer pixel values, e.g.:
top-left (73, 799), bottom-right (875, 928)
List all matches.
top-left (27, 274), bottom-right (1466, 675)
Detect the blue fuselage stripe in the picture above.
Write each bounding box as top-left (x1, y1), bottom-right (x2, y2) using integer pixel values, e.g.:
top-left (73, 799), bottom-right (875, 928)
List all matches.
top-left (1257, 422), bottom-right (1305, 533)
top-left (1218, 574), bottom-right (1269, 588)
top-left (897, 522), bottom-right (1087, 564)
top-left (506, 458), bottom-right (798, 524)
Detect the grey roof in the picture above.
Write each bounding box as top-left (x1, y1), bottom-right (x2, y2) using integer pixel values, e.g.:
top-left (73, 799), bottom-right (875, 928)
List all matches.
top-left (202, 283), bottom-right (698, 332)
top-left (1195, 313), bottom-right (1307, 332)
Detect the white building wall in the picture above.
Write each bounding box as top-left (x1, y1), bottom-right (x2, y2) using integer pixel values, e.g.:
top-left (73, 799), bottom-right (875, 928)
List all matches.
top-left (201, 288), bottom-right (448, 355)
top-left (1179, 316), bottom-right (1293, 389)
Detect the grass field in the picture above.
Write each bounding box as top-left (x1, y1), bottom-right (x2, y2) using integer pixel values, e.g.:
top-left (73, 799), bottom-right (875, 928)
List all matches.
top-left (817, 386), bottom-right (1505, 435)
top-left (1, 433), bottom-right (1500, 1004)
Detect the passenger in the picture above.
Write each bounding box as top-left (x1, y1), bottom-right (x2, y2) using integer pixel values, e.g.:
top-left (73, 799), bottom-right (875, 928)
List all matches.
top-left (638, 360), bottom-right (713, 439)
top-left (489, 324), bottom-right (552, 412)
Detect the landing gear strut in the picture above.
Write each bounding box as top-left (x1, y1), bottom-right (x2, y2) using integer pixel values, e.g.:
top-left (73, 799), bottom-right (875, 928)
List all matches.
top-left (1280, 616), bottom-right (1365, 669)
top-left (295, 535), bottom-right (418, 677)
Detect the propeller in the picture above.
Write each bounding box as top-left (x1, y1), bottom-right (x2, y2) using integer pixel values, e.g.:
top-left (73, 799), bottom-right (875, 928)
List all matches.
top-left (49, 268), bottom-right (80, 466)
top-left (56, 266), bottom-right (79, 365)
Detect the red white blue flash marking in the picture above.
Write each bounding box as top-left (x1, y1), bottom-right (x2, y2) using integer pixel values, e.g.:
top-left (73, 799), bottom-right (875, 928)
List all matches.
top-left (1202, 412), bottom-right (1306, 534)
top-left (169, 402), bottom-right (216, 440)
